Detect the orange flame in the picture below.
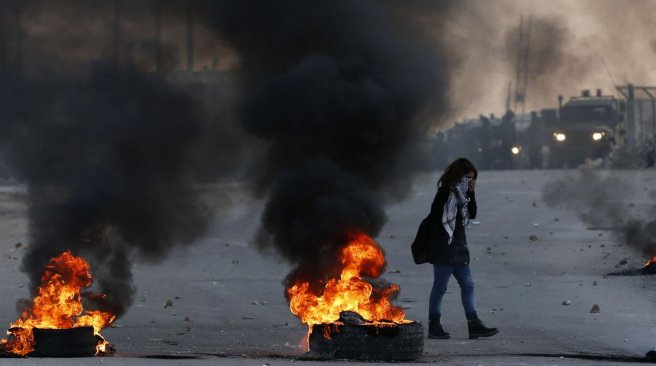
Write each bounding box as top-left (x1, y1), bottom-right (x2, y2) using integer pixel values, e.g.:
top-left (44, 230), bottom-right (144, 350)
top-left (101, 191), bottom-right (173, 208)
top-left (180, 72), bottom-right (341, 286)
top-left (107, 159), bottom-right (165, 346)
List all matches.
top-left (1, 251), bottom-right (115, 356)
top-left (644, 256), bottom-right (656, 267)
top-left (287, 232), bottom-right (407, 332)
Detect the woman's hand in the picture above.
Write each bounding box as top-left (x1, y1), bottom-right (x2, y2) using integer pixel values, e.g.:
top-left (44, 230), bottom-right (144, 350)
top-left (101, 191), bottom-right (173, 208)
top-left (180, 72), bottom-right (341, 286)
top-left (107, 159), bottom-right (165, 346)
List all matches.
top-left (468, 179), bottom-right (476, 192)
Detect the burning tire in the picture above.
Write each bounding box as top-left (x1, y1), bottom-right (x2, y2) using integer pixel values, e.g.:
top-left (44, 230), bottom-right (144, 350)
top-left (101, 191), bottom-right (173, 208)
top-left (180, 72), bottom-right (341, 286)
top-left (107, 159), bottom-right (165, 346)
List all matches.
top-left (309, 321), bottom-right (424, 361)
top-left (29, 327), bottom-right (99, 357)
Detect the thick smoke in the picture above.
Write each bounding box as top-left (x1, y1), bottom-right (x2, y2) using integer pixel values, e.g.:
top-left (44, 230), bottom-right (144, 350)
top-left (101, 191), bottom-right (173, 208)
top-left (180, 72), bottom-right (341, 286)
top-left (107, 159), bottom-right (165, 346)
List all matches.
top-left (423, 0), bottom-right (656, 120)
top-left (0, 0), bottom-right (258, 318)
top-left (0, 0), bottom-right (238, 79)
top-left (0, 67), bottom-right (209, 317)
top-left (542, 170), bottom-right (656, 260)
top-left (205, 1), bottom-right (449, 288)
top-left (503, 15), bottom-right (595, 107)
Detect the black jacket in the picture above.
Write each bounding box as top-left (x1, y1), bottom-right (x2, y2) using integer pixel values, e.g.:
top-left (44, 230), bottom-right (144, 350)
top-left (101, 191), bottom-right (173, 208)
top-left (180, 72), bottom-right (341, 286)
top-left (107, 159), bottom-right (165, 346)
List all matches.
top-left (427, 187), bottom-right (477, 265)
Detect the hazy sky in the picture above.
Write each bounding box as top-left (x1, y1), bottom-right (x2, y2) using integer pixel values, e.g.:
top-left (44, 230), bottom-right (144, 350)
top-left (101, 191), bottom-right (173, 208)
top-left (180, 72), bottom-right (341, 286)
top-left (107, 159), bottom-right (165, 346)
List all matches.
top-left (443, 0), bottom-right (656, 122)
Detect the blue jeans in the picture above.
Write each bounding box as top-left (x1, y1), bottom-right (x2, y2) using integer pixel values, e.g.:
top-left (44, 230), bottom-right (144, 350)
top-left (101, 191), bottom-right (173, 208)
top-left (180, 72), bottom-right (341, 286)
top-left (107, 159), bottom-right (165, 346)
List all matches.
top-left (429, 264), bottom-right (478, 320)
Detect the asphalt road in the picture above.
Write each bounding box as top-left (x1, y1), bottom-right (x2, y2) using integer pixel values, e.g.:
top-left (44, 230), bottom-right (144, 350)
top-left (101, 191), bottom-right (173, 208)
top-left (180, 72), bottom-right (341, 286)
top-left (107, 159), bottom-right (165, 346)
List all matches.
top-left (0, 169), bottom-right (655, 366)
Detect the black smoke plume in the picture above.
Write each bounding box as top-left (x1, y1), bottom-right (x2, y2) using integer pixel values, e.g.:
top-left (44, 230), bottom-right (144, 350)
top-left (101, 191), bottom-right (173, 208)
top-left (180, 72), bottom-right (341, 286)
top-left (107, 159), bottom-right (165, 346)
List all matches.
top-left (542, 170), bottom-right (656, 260)
top-left (0, 67), bottom-right (209, 317)
top-left (205, 1), bottom-right (449, 289)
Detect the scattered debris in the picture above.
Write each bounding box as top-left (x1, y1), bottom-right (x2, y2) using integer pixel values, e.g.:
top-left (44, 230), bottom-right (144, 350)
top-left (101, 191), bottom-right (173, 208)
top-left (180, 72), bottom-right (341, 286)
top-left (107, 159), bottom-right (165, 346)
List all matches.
top-left (529, 234), bottom-right (538, 241)
top-left (593, 280), bottom-right (597, 286)
top-left (232, 259), bottom-right (239, 264)
top-left (532, 202), bottom-right (537, 208)
top-left (562, 300), bottom-right (572, 306)
top-left (590, 304), bottom-right (600, 314)
top-left (618, 259), bottom-right (628, 266)
top-left (164, 299), bottom-right (174, 308)
top-left (14, 242), bottom-right (22, 248)
top-left (388, 234), bottom-right (395, 239)
top-left (243, 316), bottom-right (254, 320)
top-left (532, 223), bottom-right (540, 228)
top-left (525, 282), bottom-right (531, 287)
top-left (184, 316), bottom-right (191, 322)
top-left (388, 269), bottom-right (401, 274)
top-left (471, 220), bottom-right (481, 225)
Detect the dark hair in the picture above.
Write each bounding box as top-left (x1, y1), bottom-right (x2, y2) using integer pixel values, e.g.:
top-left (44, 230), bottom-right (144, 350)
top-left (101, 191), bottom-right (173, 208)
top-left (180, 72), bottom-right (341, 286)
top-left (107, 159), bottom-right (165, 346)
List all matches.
top-left (437, 157), bottom-right (478, 190)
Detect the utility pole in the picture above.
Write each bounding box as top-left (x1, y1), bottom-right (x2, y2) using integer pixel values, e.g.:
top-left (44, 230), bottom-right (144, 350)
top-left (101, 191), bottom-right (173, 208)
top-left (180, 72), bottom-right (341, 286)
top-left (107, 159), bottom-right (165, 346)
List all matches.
top-left (186, 1), bottom-right (194, 72)
top-left (112, 0), bottom-right (121, 72)
top-left (505, 82), bottom-right (512, 114)
top-left (513, 16), bottom-right (531, 116)
top-left (13, 0), bottom-right (23, 77)
top-left (0, 1), bottom-right (7, 74)
top-left (154, 0), bottom-right (162, 73)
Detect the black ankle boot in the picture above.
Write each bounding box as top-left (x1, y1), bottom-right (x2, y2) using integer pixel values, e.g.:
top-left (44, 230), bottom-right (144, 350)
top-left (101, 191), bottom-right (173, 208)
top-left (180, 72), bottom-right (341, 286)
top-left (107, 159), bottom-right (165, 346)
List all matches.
top-left (428, 315), bottom-right (450, 339)
top-left (467, 318), bottom-right (498, 339)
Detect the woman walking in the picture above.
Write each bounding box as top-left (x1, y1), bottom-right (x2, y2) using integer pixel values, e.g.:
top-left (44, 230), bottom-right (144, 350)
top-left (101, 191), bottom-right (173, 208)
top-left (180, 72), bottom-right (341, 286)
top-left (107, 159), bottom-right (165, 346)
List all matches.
top-left (426, 157), bottom-right (498, 339)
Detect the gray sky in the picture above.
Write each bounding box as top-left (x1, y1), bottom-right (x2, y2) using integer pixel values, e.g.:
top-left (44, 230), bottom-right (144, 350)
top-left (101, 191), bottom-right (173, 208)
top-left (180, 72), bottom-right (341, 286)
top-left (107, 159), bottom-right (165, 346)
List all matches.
top-left (443, 0), bottom-right (656, 123)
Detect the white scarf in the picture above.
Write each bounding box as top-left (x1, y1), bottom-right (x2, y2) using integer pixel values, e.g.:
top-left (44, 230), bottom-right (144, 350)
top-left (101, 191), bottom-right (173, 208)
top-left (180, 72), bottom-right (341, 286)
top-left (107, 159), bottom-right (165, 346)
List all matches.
top-left (442, 178), bottom-right (470, 244)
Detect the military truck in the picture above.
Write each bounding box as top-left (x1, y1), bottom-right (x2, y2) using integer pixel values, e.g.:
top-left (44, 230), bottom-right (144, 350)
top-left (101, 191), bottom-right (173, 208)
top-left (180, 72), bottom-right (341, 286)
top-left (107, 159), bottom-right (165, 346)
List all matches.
top-left (440, 112), bottom-right (518, 170)
top-left (547, 89), bottom-right (620, 168)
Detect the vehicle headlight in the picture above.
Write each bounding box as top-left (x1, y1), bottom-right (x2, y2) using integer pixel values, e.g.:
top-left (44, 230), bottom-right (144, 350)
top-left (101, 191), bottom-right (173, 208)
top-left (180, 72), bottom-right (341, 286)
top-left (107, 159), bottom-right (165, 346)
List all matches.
top-left (511, 146), bottom-right (521, 155)
top-left (592, 132), bottom-right (604, 141)
top-left (554, 133), bottom-right (566, 142)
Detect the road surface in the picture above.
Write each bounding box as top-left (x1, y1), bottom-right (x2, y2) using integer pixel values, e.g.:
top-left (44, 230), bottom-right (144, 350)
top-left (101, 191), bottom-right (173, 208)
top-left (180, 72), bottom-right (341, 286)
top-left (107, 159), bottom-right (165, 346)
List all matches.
top-left (0, 169), bottom-right (655, 365)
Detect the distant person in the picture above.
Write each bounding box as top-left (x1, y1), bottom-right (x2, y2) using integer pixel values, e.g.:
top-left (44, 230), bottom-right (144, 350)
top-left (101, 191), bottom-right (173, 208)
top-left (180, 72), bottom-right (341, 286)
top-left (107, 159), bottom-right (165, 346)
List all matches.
top-left (425, 157), bottom-right (498, 339)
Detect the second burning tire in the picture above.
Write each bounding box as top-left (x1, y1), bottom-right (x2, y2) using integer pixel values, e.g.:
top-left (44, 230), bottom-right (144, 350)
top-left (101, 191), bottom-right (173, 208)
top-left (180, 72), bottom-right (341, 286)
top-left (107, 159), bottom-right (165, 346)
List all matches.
top-left (29, 327), bottom-right (98, 357)
top-left (309, 321), bottom-right (424, 361)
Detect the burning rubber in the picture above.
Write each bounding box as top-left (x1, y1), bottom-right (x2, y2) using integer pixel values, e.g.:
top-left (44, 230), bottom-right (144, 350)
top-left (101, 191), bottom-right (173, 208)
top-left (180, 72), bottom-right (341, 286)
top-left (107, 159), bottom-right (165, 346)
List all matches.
top-left (29, 327), bottom-right (99, 357)
top-left (286, 233), bottom-right (424, 360)
top-left (0, 251), bottom-right (114, 357)
top-left (307, 311), bottom-right (424, 361)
